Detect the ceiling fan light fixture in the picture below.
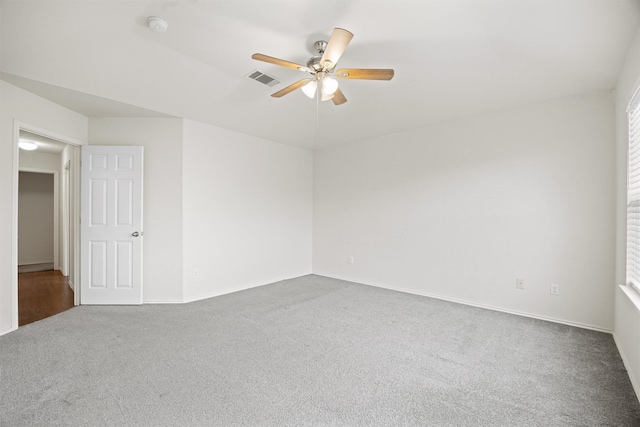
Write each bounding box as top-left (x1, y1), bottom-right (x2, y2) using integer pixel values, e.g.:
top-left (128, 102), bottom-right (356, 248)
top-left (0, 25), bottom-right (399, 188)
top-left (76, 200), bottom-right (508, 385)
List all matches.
top-left (302, 80), bottom-right (317, 98)
top-left (18, 140), bottom-right (38, 151)
top-left (322, 77), bottom-right (339, 95)
top-left (320, 91), bottom-right (334, 102)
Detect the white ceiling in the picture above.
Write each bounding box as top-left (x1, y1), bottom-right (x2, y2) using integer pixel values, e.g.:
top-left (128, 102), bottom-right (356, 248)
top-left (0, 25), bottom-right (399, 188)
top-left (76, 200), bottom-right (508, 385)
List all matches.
top-left (2, 72), bottom-right (175, 119)
top-left (1, 0), bottom-right (639, 150)
top-left (20, 130), bottom-right (68, 155)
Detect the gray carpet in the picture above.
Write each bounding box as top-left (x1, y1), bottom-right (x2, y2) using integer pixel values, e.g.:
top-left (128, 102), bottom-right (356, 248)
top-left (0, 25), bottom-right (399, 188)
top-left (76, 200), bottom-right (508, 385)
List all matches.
top-left (1, 275), bottom-right (639, 426)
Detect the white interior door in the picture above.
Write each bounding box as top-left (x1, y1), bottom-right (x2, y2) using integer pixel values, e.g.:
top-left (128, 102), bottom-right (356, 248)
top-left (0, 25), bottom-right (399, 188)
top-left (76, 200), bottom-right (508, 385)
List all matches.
top-left (81, 146), bottom-right (143, 304)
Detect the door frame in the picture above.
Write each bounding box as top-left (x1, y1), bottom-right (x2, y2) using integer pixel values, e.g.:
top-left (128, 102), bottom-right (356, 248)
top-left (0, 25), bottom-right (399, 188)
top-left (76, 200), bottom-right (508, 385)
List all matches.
top-left (63, 160), bottom-right (71, 276)
top-left (11, 121), bottom-right (85, 330)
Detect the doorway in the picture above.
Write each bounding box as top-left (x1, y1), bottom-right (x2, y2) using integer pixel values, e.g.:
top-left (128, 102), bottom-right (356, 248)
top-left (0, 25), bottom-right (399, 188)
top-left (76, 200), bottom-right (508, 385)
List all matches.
top-left (15, 127), bottom-right (81, 326)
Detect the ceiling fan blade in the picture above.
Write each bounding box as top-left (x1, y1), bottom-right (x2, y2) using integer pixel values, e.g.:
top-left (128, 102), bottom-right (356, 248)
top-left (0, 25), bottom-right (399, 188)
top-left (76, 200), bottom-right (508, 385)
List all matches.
top-left (332, 88), bottom-right (347, 105)
top-left (252, 53), bottom-right (311, 72)
top-left (271, 79), bottom-right (313, 98)
top-left (320, 28), bottom-right (353, 70)
top-left (335, 68), bottom-right (395, 80)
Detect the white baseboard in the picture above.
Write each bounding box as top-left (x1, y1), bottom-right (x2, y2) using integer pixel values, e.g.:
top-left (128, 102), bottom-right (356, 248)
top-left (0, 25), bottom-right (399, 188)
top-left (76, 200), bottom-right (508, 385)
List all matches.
top-left (613, 332), bottom-right (640, 404)
top-left (18, 262), bottom-right (54, 273)
top-left (315, 273), bottom-right (612, 333)
top-left (0, 326), bottom-right (16, 337)
top-left (181, 273), bottom-right (310, 304)
top-left (142, 300), bottom-right (183, 304)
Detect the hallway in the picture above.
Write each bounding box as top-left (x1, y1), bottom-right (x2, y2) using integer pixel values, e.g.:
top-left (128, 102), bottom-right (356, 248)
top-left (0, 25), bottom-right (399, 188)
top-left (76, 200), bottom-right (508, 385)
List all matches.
top-left (19, 270), bottom-right (74, 326)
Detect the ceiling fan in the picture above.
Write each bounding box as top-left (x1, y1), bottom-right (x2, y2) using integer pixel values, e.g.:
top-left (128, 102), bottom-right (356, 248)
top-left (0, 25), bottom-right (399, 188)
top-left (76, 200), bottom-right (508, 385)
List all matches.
top-left (251, 28), bottom-right (394, 106)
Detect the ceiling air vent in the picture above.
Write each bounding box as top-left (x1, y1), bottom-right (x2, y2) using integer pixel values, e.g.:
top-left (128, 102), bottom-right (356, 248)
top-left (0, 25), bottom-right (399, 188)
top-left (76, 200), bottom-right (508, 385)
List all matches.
top-left (247, 70), bottom-right (280, 87)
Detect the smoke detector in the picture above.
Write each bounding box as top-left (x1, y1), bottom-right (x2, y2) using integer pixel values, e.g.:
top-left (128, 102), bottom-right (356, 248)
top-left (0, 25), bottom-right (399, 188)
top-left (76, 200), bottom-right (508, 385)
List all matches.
top-left (147, 16), bottom-right (168, 33)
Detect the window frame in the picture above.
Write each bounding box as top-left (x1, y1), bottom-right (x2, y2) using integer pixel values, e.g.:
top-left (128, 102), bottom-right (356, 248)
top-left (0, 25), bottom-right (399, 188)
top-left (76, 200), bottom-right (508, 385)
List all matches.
top-left (626, 85), bottom-right (640, 293)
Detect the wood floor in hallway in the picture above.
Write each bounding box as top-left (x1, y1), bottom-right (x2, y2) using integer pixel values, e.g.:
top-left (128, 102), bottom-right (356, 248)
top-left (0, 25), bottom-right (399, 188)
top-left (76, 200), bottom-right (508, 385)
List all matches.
top-left (19, 270), bottom-right (74, 326)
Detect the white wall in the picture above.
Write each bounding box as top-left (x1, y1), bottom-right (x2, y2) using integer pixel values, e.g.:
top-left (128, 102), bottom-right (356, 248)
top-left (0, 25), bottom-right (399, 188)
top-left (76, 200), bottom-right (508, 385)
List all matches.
top-left (0, 80), bottom-right (87, 335)
top-left (314, 91), bottom-right (615, 331)
top-left (182, 120), bottom-right (313, 302)
top-left (18, 172), bottom-right (54, 265)
top-left (19, 149), bottom-right (61, 171)
top-left (614, 26), bottom-right (640, 401)
top-left (88, 118), bottom-right (184, 303)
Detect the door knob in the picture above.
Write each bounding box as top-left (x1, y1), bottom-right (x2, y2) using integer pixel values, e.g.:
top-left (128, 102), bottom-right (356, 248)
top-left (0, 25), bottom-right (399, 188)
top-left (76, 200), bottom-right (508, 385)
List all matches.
top-left (132, 231), bottom-right (140, 237)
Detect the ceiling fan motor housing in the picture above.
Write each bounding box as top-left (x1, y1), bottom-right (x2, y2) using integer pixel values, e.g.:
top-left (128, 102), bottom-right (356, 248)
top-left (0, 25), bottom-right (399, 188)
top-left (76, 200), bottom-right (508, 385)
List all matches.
top-left (306, 56), bottom-right (323, 72)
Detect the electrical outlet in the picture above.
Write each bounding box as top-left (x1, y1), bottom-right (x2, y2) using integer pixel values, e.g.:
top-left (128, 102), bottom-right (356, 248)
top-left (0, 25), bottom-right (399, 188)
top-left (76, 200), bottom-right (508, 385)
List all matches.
top-left (516, 279), bottom-right (525, 290)
top-left (348, 256), bottom-right (354, 265)
top-left (193, 269), bottom-right (200, 279)
top-left (550, 283), bottom-right (560, 296)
